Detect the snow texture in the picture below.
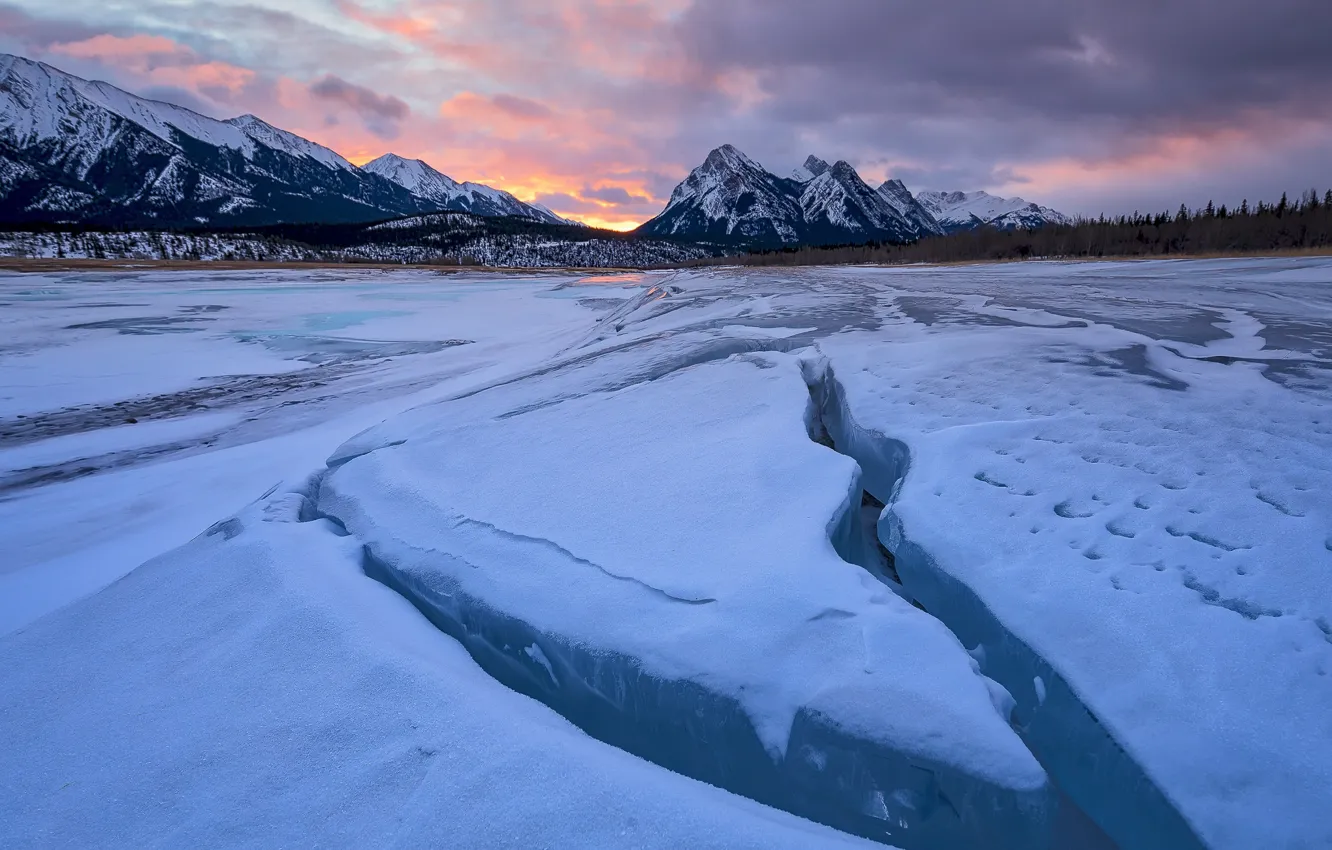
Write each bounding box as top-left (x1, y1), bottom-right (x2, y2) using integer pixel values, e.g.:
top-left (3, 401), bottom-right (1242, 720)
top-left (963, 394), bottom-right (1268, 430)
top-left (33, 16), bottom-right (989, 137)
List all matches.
top-left (3, 258), bottom-right (1330, 850)
top-left (362, 153), bottom-right (572, 224)
top-left (915, 190), bottom-right (1072, 232)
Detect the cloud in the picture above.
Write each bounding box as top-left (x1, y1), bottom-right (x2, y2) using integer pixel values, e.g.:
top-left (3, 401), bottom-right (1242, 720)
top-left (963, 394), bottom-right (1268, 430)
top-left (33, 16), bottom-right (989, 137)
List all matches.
top-left (670, 0), bottom-right (1332, 212)
top-left (0, 4), bottom-right (99, 53)
top-left (580, 185), bottom-right (650, 205)
top-left (491, 93), bottom-right (551, 121)
top-left (309, 74), bottom-right (410, 138)
top-left (4, 0), bottom-right (1329, 222)
top-left (310, 75), bottom-right (409, 121)
top-left (137, 84), bottom-right (221, 116)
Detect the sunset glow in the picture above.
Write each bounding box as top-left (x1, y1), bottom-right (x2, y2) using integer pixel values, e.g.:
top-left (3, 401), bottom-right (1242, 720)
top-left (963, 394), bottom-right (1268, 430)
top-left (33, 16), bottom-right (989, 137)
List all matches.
top-left (3, 0), bottom-right (1329, 224)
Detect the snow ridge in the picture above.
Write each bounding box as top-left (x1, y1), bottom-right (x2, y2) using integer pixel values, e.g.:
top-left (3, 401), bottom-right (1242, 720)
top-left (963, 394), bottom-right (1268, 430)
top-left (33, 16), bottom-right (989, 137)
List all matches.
top-left (638, 147), bottom-right (936, 247)
top-left (916, 190), bottom-right (1072, 233)
top-left (640, 146), bottom-right (1070, 247)
top-left (640, 147), bottom-right (949, 247)
top-left (362, 153), bottom-right (576, 225)
top-left (0, 52), bottom-right (583, 229)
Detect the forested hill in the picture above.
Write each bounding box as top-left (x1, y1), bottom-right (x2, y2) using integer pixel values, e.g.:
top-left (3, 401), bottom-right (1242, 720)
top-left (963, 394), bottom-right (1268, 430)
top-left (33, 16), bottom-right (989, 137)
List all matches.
top-left (687, 190), bottom-right (1332, 266)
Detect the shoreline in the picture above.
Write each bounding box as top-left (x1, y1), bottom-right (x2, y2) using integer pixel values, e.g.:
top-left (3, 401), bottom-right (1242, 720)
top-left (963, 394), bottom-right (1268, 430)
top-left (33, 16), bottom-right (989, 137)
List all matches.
top-left (1, 247), bottom-right (1329, 274)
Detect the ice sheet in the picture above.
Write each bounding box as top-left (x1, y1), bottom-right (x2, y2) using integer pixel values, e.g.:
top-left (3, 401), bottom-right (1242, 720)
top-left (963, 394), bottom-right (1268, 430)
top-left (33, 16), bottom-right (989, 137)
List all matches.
top-left (0, 269), bottom-right (637, 634)
top-left (319, 349), bottom-right (1050, 848)
top-left (0, 490), bottom-right (880, 849)
top-left (4, 258), bottom-right (1330, 849)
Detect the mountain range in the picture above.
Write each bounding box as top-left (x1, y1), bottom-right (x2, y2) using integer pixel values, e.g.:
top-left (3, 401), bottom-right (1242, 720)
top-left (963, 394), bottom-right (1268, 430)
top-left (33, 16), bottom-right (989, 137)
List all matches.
top-left (635, 148), bottom-right (1070, 247)
top-left (0, 53), bottom-right (568, 227)
top-left (0, 52), bottom-right (1070, 244)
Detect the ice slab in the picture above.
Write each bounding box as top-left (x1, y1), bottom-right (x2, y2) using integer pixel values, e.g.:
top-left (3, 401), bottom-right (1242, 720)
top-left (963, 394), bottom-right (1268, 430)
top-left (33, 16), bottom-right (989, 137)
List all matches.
top-left (319, 349), bottom-right (1051, 849)
top-left (0, 490), bottom-right (881, 849)
top-left (813, 261), bottom-right (1332, 850)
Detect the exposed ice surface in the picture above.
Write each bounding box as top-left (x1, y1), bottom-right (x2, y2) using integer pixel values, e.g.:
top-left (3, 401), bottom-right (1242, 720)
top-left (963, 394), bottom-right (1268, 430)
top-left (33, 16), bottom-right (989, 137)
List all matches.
top-left (3, 258), bottom-right (1331, 849)
top-left (319, 349), bottom-right (1050, 849)
top-left (0, 491), bottom-right (878, 849)
top-left (0, 269), bottom-right (602, 633)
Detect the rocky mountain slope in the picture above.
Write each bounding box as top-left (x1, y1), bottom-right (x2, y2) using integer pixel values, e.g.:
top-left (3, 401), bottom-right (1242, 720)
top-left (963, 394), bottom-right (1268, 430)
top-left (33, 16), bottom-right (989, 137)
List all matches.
top-left (917, 190), bottom-right (1073, 232)
top-left (638, 146), bottom-right (1069, 247)
top-left (360, 154), bottom-right (575, 225)
top-left (0, 54), bottom-right (571, 229)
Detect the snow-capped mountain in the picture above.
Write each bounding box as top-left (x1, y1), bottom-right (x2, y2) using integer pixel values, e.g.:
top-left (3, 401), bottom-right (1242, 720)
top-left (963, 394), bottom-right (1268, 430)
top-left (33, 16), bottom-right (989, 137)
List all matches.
top-left (636, 145), bottom-right (807, 245)
top-left (0, 53), bottom-right (583, 229)
top-left (797, 160), bottom-right (936, 242)
top-left (790, 154), bottom-right (831, 183)
top-left (916, 190), bottom-right (1072, 233)
top-left (361, 154), bottom-right (577, 225)
top-left (637, 147), bottom-right (937, 247)
top-left (876, 179), bottom-right (944, 237)
top-left (0, 53), bottom-right (433, 226)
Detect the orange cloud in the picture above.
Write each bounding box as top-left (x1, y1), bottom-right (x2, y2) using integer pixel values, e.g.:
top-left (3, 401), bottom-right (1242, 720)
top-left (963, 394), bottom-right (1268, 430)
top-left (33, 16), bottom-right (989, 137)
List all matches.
top-left (51, 33), bottom-right (189, 62)
top-left (41, 13), bottom-right (682, 228)
top-left (50, 33), bottom-right (255, 99)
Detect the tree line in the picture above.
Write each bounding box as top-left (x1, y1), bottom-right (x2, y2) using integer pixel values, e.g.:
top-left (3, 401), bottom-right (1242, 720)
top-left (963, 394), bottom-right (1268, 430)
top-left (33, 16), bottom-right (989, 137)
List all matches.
top-left (685, 189), bottom-right (1332, 267)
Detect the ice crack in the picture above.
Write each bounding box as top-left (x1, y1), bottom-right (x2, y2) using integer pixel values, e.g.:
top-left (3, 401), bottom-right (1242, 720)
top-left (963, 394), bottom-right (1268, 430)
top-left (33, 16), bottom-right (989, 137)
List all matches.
top-left (451, 515), bottom-right (717, 606)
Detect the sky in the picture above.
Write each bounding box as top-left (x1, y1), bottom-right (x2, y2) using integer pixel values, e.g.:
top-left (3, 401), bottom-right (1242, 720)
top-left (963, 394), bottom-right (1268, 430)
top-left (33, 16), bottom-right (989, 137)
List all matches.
top-left (3, 0), bottom-right (1330, 230)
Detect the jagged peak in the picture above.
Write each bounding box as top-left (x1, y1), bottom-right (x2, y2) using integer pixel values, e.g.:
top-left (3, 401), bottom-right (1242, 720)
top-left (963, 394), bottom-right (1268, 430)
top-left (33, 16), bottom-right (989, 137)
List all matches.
top-left (803, 155), bottom-right (831, 177)
top-left (702, 144), bottom-right (761, 173)
top-left (827, 160), bottom-right (866, 183)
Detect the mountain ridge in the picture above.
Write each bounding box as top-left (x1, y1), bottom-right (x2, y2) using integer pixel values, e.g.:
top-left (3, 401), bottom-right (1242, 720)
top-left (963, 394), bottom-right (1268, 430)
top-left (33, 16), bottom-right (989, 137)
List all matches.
top-left (636, 146), bottom-right (1069, 248)
top-left (0, 53), bottom-right (574, 228)
top-left (917, 189), bottom-right (1072, 233)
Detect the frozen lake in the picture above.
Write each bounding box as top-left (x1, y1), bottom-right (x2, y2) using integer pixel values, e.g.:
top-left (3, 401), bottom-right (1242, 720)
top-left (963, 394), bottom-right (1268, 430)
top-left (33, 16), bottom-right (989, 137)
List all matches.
top-left (2, 259), bottom-right (1330, 849)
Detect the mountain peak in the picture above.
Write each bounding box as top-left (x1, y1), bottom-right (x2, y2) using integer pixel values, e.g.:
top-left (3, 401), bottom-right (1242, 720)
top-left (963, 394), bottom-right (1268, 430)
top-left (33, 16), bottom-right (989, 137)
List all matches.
top-left (916, 189), bottom-right (1070, 231)
top-left (827, 160), bottom-right (862, 181)
top-left (792, 155), bottom-right (832, 182)
top-left (703, 144), bottom-right (761, 173)
top-left (0, 51), bottom-right (583, 228)
top-left (641, 147), bottom-right (937, 246)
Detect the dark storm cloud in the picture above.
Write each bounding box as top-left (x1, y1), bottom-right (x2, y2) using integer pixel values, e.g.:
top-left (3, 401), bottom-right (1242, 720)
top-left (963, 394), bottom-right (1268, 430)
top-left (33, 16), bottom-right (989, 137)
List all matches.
top-left (665, 0), bottom-right (1332, 211)
top-left (679, 0), bottom-right (1332, 131)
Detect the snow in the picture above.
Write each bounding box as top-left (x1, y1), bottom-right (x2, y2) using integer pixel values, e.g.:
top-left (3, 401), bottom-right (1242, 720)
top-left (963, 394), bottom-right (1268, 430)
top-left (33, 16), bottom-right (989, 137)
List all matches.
top-left (0, 54), bottom-right (359, 170)
top-left (0, 269), bottom-right (615, 634)
top-left (4, 258), bottom-right (1330, 849)
top-left (643, 146), bottom-right (934, 244)
top-left (318, 348), bottom-right (1049, 847)
top-left (226, 114), bottom-right (356, 171)
top-left (0, 489), bottom-right (879, 850)
top-left (815, 259), bottom-right (1332, 849)
top-left (916, 190), bottom-right (1071, 230)
top-left (363, 152), bottom-right (567, 223)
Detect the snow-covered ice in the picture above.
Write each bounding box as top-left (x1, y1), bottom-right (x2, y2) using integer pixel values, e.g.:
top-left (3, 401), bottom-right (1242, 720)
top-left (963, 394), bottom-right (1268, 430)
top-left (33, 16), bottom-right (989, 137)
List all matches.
top-left (3, 258), bottom-right (1331, 849)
